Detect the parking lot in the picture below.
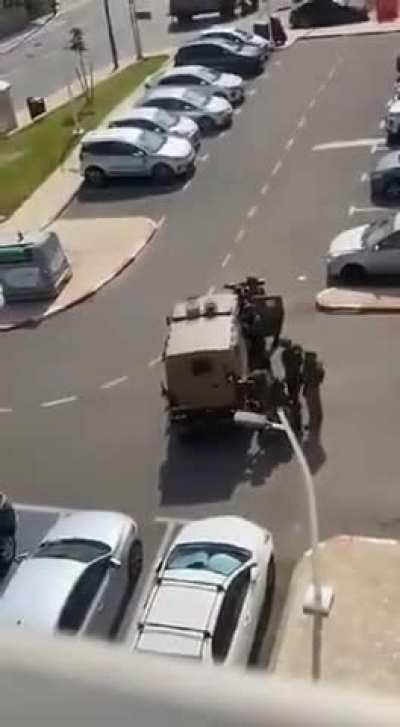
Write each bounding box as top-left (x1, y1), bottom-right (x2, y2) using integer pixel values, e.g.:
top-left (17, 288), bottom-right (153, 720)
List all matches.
top-left (2, 32), bottom-right (400, 663)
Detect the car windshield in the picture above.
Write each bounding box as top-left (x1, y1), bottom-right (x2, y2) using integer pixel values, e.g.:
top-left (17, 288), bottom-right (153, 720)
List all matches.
top-left (183, 89), bottom-right (208, 107)
top-left (34, 538), bottom-right (110, 563)
top-left (362, 217), bottom-right (395, 247)
top-left (165, 543), bottom-right (250, 576)
top-left (154, 109), bottom-right (177, 128)
top-left (139, 128), bottom-right (165, 153)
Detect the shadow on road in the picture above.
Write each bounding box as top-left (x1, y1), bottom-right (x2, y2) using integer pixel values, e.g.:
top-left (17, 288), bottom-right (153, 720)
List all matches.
top-left (76, 169), bottom-right (194, 206)
top-left (158, 425), bottom-right (294, 506)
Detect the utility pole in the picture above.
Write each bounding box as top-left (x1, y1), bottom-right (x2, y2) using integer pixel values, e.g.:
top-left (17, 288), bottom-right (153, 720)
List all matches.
top-left (102, 0), bottom-right (119, 70)
top-left (128, 0), bottom-right (143, 60)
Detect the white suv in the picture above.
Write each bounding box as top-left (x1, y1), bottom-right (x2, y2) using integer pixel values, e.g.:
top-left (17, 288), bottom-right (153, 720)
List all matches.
top-left (79, 127), bottom-right (196, 186)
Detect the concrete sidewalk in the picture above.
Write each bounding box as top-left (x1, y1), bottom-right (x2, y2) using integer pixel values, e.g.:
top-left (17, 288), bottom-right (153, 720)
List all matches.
top-left (316, 286), bottom-right (400, 313)
top-left (0, 217), bottom-right (158, 330)
top-left (271, 536), bottom-right (400, 699)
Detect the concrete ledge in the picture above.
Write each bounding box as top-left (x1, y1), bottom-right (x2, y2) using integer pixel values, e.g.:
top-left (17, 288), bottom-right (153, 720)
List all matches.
top-left (271, 535), bottom-right (400, 698)
top-left (0, 216), bottom-right (158, 330)
top-left (316, 286), bottom-right (400, 313)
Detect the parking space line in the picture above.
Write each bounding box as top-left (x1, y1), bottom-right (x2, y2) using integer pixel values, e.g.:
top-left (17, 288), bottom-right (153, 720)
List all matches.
top-left (297, 116), bottom-right (307, 130)
top-left (348, 205), bottom-right (383, 216)
top-left (248, 88), bottom-right (257, 97)
top-left (328, 66), bottom-right (336, 80)
top-left (271, 160), bottom-right (282, 176)
top-left (182, 180), bottom-right (192, 192)
top-left (199, 153), bottom-right (209, 162)
top-left (156, 215), bottom-right (166, 228)
top-left (100, 376), bottom-right (129, 390)
top-left (379, 119), bottom-right (385, 130)
top-left (234, 107), bottom-right (242, 115)
top-left (124, 519), bottom-right (179, 646)
top-left (285, 137), bottom-right (294, 151)
top-left (360, 172), bottom-right (369, 183)
top-left (317, 83), bottom-right (326, 95)
top-left (221, 252), bottom-right (232, 268)
top-left (247, 205), bottom-right (258, 219)
top-left (234, 226), bottom-right (246, 244)
top-left (41, 396), bottom-right (78, 408)
top-left (260, 182), bottom-right (270, 196)
top-left (148, 355), bottom-right (162, 368)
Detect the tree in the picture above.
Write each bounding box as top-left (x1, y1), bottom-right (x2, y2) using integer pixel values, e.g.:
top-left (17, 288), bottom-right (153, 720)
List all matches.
top-left (68, 27), bottom-right (91, 101)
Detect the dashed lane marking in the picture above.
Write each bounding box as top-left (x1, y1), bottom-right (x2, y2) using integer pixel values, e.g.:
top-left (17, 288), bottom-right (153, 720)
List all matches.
top-left (234, 227), bottom-right (246, 244)
top-left (260, 182), bottom-right (270, 195)
top-left (0, 407), bottom-right (13, 413)
top-left (271, 160), bottom-right (282, 176)
top-left (285, 137), bottom-right (294, 151)
top-left (40, 396), bottom-right (78, 409)
top-left (308, 97), bottom-right (316, 109)
top-left (328, 67), bottom-right (336, 80)
top-left (317, 83), bottom-right (326, 94)
top-left (221, 252), bottom-right (232, 268)
top-left (247, 205), bottom-right (258, 219)
top-left (297, 116), bottom-right (306, 130)
top-left (100, 376), bottom-right (129, 390)
top-left (297, 274), bottom-right (307, 282)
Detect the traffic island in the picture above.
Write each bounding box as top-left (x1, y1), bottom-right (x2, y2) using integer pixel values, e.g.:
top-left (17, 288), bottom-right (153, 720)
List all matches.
top-left (316, 286), bottom-right (400, 313)
top-left (270, 535), bottom-right (400, 698)
top-left (0, 216), bottom-right (158, 330)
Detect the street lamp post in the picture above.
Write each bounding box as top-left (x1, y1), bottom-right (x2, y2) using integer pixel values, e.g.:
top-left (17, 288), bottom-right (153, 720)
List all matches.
top-left (128, 0), bottom-right (143, 60)
top-left (234, 408), bottom-right (334, 617)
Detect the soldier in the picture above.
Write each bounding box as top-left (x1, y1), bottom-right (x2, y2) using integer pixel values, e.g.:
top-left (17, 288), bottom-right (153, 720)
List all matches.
top-left (302, 352), bottom-right (325, 432)
top-left (281, 340), bottom-right (304, 405)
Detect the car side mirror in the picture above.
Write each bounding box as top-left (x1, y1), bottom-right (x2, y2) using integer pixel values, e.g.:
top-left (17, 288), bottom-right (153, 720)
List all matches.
top-left (110, 557), bottom-right (121, 568)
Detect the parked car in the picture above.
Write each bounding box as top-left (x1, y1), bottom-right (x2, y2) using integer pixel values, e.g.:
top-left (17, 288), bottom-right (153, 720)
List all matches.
top-left (80, 127), bottom-right (196, 186)
top-left (141, 86), bottom-right (233, 133)
top-left (133, 516), bottom-right (275, 666)
top-left (290, 0), bottom-right (368, 28)
top-left (109, 107), bottom-right (201, 150)
top-left (145, 65), bottom-right (245, 106)
top-left (169, 0), bottom-right (243, 24)
top-left (0, 510), bottom-right (143, 639)
top-left (326, 215), bottom-right (400, 282)
top-left (174, 39), bottom-right (264, 77)
top-left (199, 26), bottom-right (270, 58)
top-left (370, 151), bottom-right (400, 202)
top-left (385, 99), bottom-right (400, 146)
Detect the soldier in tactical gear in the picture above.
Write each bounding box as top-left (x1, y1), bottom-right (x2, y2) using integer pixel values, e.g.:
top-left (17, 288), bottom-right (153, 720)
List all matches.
top-left (302, 351), bottom-right (325, 432)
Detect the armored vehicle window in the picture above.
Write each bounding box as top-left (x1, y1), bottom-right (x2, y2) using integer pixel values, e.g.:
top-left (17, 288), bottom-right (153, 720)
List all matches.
top-left (191, 358), bottom-right (213, 376)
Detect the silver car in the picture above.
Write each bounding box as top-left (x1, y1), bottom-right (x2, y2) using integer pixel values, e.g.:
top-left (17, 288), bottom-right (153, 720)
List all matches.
top-left (199, 26), bottom-right (270, 58)
top-left (80, 127), bottom-right (196, 186)
top-left (141, 86), bottom-right (233, 134)
top-left (326, 214), bottom-right (400, 282)
top-left (0, 510), bottom-right (142, 639)
top-left (108, 106), bottom-right (201, 151)
top-left (145, 65), bottom-right (245, 105)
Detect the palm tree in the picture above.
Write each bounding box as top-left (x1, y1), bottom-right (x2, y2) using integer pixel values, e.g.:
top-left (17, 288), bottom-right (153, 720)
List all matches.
top-left (68, 27), bottom-right (90, 100)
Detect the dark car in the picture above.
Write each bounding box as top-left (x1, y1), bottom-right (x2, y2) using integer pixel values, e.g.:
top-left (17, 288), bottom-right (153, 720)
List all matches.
top-left (290, 0), bottom-right (368, 28)
top-left (370, 152), bottom-right (400, 202)
top-left (174, 39), bottom-right (264, 77)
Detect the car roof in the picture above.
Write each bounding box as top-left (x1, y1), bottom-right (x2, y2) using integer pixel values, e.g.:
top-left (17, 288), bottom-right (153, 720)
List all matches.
top-left (179, 38), bottom-right (237, 52)
top-left (166, 293), bottom-right (238, 357)
top-left (124, 107), bottom-right (169, 121)
top-left (376, 151), bottom-right (400, 172)
top-left (173, 516), bottom-right (265, 553)
top-left (0, 558), bottom-right (86, 634)
top-left (144, 86), bottom-right (193, 101)
top-left (82, 127), bottom-right (144, 145)
top-left (200, 26), bottom-right (241, 36)
top-left (158, 65), bottom-right (210, 78)
top-left (42, 510), bottom-right (133, 552)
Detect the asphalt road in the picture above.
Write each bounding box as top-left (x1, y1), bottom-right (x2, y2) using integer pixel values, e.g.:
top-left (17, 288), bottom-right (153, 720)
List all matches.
top-left (0, 0), bottom-right (279, 111)
top-left (1, 34), bottom-right (400, 661)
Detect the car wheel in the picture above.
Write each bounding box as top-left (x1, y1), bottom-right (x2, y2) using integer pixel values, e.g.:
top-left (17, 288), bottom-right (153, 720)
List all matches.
top-left (153, 163), bottom-right (175, 184)
top-left (383, 179), bottom-right (400, 201)
top-left (85, 166), bottom-right (106, 186)
top-left (128, 540), bottom-right (143, 585)
top-left (198, 116), bottom-right (214, 134)
top-left (340, 264), bottom-right (366, 284)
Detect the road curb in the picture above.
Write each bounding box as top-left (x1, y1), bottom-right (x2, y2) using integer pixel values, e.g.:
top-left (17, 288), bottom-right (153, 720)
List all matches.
top-left (0, 13), bottom-right (54, 57)
top-left (0, 219), bottom-right (159, 331)
top-left (299, 25), bottom-right (400, 41)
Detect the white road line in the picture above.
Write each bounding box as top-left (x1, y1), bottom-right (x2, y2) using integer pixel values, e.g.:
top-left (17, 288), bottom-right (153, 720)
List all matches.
top-left (199, 153), bottom-right (209, 162)
top-left (182, 180), bottom-right (192, 192)
top-left (297, 274), bottom-right (307, 282)
top-left (308, 97), bottom-right (316, 109)
top-left (207, 285), bottom-right (216, 295)
top-left (317, 83), bottom-right (326, 94)
top-left (15, 502), bottom-right (74, 515)
top-left (274, 60), bottom-right (281, 67)
top-left (124, 520), bottom-right (179, 646)
top-left (148, 355), bottom-right (162, 368)
top-left (313, 137), bottom-right (384, 151)
top-left (100, 376), bottom-right (128, 390)
top-left (157, 215), bottom-right (166, 228)
top-left (271, 160), bottom-right (282, 176)
top-left (234, 227), bottom-right (246, 244)
top-left (221, 252), bottom-right (232, 268)
top-left (379, 119), bottom-right (385, 130)
top-left (360, 172), bottom-right (369, 183)
top-left (261, 71), bottom-right (269, 79)
top-left (328, 67), bottom-right (336, 80)
top-left (247, 205), bottom-right (258, 219)
top-left (234, 107), bottom-right (242, 115)
top-left (0, 407), bottom-right (13, 413)
top-left (348, 205), bottom-right (383, 216)
top-left (260, 182), bottom-right (270, 196)
top-left (41, 396), bottom-right (78, 409)
top-left (297, 116), bottom-right (306, 130)
top-left (220, 130), bottom-right (227, 138)
top-left (285, 137), bottom-right (294, 151)
top-left (248, 88), bottom-right (257, 97)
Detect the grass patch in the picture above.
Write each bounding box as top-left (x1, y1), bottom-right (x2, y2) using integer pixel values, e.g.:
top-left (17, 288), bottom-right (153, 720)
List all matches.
top-left (0, 55), bottom-right (167, 218)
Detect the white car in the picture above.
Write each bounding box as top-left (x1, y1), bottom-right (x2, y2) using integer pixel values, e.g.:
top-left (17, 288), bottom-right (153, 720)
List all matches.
top-left (199, 26), bottom-right (270, 58)
top-left (108, 106), bottom-right (201, 151)
top-left (141, 86), bottom-right (233, 134)
top-left (326, 215), bottom-right (400, 282)
top-left (80, 127), bottom-right (196, 186)
top-left (133, 516), bottom-right (275, 666)
top-left (145, 65), bottom-right (245, 105)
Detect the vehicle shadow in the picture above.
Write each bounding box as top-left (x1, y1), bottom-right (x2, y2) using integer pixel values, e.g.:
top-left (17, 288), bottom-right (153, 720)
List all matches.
top-left (76, 169), bottom-right (195, 205)
top-left (158, 425), bottom-right (293, 506)
top-left (334, 273), bottom-right (400, 289)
